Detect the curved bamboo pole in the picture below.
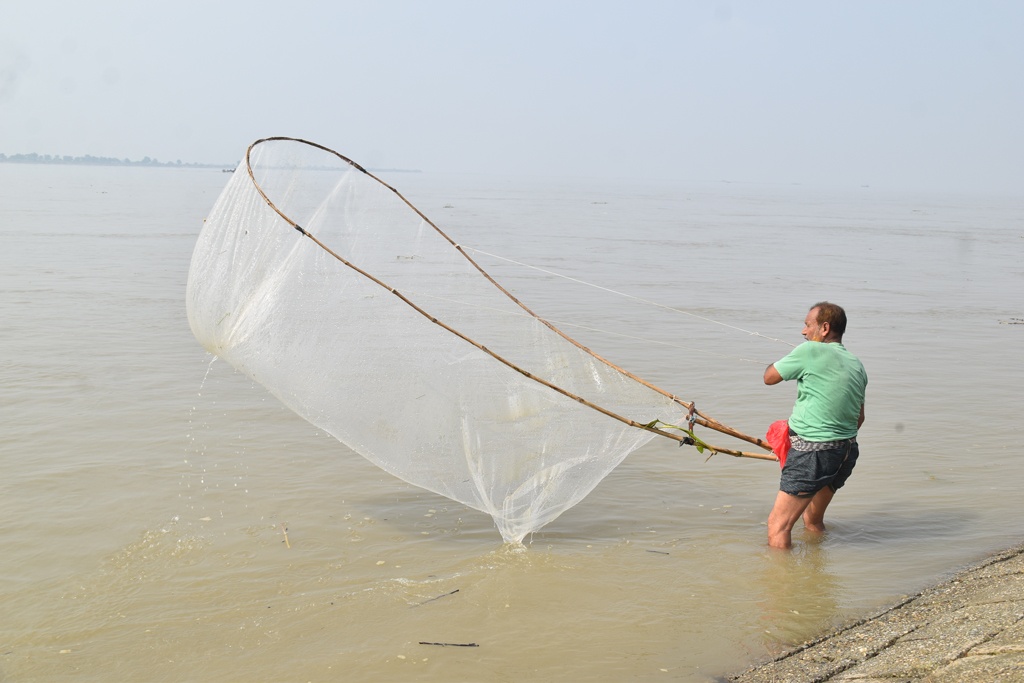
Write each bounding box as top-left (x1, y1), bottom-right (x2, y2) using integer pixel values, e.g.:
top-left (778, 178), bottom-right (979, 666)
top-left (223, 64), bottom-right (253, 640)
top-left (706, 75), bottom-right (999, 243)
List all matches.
top-left (242, 137), bottom-right (773, 460)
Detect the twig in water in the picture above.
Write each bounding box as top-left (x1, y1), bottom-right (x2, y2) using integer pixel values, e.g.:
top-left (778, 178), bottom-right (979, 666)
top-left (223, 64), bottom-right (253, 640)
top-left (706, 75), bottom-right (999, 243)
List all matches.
top-left (646, 550), bottom-right (670, 555)
top-left (411, 589), bottom-right (459, 607)
top-left (419, 641), bottom-right (479, 647)
top-left (279, 523), bottom-right (290, 548)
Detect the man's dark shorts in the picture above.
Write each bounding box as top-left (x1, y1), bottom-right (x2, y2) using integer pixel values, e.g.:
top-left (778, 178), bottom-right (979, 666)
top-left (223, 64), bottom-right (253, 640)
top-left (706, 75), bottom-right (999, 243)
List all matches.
top-left (780, 440), bottom-right (858, 498)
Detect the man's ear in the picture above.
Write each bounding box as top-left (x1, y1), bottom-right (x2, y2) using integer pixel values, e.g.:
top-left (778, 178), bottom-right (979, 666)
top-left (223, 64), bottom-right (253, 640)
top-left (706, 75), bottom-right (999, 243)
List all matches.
top-left (820, 321), bottom-right (831, 338)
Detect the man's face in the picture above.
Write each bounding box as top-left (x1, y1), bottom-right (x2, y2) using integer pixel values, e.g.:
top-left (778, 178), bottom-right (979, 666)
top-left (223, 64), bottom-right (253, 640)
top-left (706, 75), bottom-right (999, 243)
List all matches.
top-left (802, 307), bottom-right (824, 342)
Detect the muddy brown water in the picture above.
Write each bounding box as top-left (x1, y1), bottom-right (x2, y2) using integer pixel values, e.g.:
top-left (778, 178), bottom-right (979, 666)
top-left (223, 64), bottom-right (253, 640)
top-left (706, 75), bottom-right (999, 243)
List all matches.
top-left (1, 163), bottom-right (1021, 680)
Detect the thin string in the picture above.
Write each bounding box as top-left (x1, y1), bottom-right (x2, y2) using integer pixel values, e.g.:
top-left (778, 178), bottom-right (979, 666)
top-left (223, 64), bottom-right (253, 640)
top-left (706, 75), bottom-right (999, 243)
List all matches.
top-left (462, 247), bottom-right (796, 347)
top-left (550, 320), bottom-right (771, 365)
top-left (394, 289), bottom-right (771, 365)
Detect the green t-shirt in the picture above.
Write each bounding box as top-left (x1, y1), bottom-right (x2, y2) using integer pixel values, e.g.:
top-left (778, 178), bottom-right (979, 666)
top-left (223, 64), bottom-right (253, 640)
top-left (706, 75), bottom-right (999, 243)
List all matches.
top-left (773, 341), bottom-right (867, 442)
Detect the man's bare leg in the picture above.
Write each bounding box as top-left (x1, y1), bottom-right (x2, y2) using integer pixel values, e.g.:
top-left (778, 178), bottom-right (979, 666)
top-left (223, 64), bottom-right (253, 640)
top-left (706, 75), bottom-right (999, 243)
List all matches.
top-left (767, 491), bottom-right (815, 549)
top-left (802, 487), bottom-right (835, 534)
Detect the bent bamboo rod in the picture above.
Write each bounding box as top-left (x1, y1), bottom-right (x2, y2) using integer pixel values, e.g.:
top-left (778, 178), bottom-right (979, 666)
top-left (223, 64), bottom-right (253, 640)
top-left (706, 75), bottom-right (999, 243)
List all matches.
top-left (244, 138), bottom-right (775, 460)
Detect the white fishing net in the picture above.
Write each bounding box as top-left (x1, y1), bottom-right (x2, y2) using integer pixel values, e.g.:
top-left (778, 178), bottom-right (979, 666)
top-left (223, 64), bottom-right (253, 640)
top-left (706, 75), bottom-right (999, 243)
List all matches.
top-left (186, 138), bottom-right (687, 543)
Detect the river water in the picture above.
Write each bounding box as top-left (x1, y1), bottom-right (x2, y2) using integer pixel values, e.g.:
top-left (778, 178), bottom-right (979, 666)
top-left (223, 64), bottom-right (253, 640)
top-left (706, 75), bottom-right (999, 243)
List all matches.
top-left (1, 163), bottom-right (1021, 681)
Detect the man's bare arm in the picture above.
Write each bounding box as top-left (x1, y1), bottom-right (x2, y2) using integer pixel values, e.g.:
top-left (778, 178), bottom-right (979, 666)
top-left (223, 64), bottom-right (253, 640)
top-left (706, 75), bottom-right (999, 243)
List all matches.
top-left (858, 403), bottom-right (865, 429)
top-left (764, 364), bottom-right (783, 385)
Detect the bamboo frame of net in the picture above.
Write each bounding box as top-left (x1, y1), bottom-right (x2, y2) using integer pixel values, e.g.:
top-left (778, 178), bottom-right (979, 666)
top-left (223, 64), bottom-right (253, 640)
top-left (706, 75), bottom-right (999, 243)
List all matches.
top-left (242, 137), bottom-right (776, 462)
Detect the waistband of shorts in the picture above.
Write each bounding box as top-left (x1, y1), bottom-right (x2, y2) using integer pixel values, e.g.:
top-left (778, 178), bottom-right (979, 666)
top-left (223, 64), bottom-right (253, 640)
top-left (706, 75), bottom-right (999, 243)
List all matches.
top-left (789, 432), bottom-right (857, 451)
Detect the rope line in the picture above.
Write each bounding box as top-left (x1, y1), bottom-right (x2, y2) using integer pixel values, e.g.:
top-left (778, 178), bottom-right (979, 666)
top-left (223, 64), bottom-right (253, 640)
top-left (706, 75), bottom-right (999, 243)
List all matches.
top-left (462, 247), bottom-right (796, 347)
top-left (551, 321), bottom-right (771, 365)
top-left (393, 288), bottom-right (771, 365)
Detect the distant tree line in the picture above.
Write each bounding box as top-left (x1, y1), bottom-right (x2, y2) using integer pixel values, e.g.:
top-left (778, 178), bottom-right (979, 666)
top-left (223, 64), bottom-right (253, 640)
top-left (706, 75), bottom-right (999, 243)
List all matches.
top-left (0, 152), bottom-right (233, 168)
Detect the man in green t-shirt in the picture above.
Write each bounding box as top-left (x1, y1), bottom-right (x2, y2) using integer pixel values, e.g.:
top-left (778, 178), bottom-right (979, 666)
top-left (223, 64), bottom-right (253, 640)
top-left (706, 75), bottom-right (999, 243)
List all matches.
top-left (762, 302), bottom-right (867, 549)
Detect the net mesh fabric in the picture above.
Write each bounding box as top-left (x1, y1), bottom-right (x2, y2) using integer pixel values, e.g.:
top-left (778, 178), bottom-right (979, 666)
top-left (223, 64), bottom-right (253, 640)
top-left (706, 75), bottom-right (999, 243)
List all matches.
top-left (186, 139), bottom-right (686, 543)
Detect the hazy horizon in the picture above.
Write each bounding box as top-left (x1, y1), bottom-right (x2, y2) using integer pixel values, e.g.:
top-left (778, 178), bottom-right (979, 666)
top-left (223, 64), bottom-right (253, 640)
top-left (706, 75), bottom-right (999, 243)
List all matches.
top-left (2, 1), bottom-right (1021, 192)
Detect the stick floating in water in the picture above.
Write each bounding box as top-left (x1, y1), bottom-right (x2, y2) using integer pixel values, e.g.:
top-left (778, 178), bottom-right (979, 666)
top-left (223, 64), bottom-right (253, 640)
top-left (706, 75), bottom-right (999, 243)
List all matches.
top-left (279, 523), bottom-right (290, 548)
top-left (419, 641), bottom-right (479, 647)
top-left (411, 589), bottom-right (459, 607)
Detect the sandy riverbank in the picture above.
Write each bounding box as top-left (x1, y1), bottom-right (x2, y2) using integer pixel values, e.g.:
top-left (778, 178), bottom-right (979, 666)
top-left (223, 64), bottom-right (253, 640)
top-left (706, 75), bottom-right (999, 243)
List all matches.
top-left (730, 542), bottom-right (1024, 681)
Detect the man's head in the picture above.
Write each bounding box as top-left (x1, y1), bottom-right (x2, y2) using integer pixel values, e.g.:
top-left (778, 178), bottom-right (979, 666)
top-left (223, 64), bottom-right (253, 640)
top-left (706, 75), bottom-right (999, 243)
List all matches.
top-left (803, 301), bottom-right (846, 343)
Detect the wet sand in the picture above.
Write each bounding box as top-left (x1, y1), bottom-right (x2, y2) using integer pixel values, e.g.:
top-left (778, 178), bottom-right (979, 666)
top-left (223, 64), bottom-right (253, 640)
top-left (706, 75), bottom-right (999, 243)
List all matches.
top-left (730, 541), bottom-right (1024, 681)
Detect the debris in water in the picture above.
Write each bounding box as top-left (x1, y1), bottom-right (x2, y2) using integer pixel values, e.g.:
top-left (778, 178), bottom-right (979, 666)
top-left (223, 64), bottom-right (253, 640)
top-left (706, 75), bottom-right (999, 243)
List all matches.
top-left (411, 589), bottom-right (459, 607)
top-left (419, 641), bottom-right (479, 647)
top-left (279, 523), bottom-right (290, 548)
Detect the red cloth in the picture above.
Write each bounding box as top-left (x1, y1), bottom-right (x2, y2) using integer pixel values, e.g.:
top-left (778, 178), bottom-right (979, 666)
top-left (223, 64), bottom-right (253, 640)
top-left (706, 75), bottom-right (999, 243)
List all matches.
top-left (766, 419), bottom-right (790, 469)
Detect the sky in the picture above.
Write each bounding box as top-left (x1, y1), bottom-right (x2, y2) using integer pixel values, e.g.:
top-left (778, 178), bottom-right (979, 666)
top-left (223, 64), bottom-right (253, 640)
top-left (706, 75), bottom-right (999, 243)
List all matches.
top-left (1, 1), bottom-right (1022, 191)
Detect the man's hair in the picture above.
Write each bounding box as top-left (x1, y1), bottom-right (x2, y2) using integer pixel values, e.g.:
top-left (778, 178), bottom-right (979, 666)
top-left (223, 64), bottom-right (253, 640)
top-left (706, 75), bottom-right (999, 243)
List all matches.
top-left (811, 301), bottom-right (847, 338)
